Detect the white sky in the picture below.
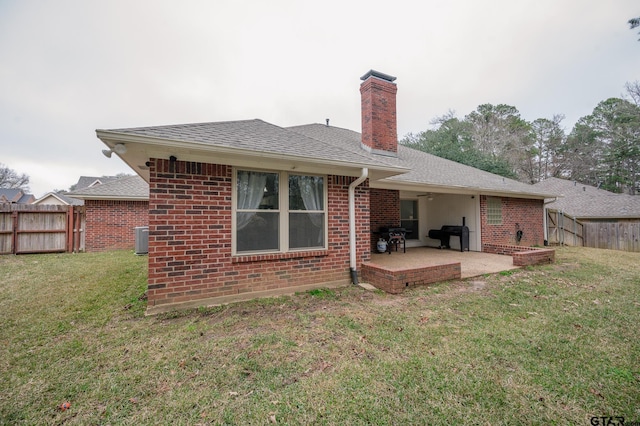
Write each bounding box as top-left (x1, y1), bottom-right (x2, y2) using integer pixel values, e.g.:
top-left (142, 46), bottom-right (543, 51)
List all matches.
top-left (1, 0), bottom-right (638, 197)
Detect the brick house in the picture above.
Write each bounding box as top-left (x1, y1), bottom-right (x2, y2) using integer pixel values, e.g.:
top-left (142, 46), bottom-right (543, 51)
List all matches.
top-left (0, 189), bottom-right (35, 204)
top-left (68, 175), bottom-right (149, 252)
top-left (96, 70), bottom-right (555, 313)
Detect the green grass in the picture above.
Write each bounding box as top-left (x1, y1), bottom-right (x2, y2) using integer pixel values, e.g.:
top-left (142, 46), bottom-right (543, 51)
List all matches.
top-left (0, 247), bottom-right (639, 425)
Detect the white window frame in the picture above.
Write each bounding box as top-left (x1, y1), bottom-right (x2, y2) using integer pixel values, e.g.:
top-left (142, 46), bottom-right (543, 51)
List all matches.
top-left (232, 168), bottom-right (328, 255)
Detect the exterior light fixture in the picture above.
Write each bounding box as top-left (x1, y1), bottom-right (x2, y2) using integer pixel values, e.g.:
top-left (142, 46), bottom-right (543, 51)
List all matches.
top-left (102, 143), bottom-right (127, 158)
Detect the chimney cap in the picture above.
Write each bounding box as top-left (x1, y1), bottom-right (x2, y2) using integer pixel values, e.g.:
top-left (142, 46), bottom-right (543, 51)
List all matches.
top-left (360, 69), bottom-right (396, 82)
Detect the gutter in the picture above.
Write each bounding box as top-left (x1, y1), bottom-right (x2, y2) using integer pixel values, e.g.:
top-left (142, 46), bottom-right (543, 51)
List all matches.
top-left (348, 168), bottom-right (368, 284)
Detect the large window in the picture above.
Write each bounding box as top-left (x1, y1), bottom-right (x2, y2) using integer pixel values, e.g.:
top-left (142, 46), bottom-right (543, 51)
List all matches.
top-left (288, 175), bottom-right (325, 249)
top-left (486, 197), bottom-right (502, 225)
top-left (235, 169), bottom-right (326, 254)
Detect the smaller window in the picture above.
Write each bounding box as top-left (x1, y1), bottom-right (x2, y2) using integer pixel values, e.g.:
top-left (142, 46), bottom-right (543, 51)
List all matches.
top-left (487, 197), bottom-right (502, 225)
top-left (400, 200), bottom-right (419, 240)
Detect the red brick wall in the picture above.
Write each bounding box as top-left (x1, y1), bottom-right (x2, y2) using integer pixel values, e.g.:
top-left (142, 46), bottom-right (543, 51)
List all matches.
top-left (360, 76), bottom-right (398, 154)
top-left (84, 199), bottom-right (149, 252)
top-left (369, 188), bottom-right (400, 251)
top-left (482, 244), bottom-right (555, 266)
top-left (361, 261), bottom-right (461, 294)
top-left (147, 159), bottom-right (370, 309)
top-left (479, 196), bottom-right (544, 247)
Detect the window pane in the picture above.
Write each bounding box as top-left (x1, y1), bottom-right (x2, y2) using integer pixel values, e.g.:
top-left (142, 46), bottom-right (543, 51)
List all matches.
top-left (289, 175), bottom-right (324, 211)
top-left (400, 219), bottom-right (419, 240)
top-left (237, 212), bottom-right (279, 252)
top-left (289, 212), bottom-right (324, 249)
top-left (400, 200), bottom-right (416, 219)
top-left (237, 170), bottom-right (279, 210)
top-left (400, 200), bottom-right (418, 240)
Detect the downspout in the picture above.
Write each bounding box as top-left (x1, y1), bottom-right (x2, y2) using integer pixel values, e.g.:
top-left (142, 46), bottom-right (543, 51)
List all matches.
top-left (349, 168), bottom-right (369, 284)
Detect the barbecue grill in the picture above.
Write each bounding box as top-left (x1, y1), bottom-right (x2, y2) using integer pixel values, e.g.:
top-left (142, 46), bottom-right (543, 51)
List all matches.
top-left (378, 227), bottom-right (407, 254)
top-left (428, 225), bottom-right (469, 252)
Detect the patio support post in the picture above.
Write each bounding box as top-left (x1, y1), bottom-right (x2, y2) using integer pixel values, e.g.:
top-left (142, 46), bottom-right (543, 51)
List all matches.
top-left (349, 168), bottom-right (368, 284)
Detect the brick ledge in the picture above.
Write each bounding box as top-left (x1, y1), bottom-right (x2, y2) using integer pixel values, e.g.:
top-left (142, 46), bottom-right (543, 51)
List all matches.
top-left (232, 250), bottom-right (329, 264)
top-left (482, 243), bottom-right (555, 266)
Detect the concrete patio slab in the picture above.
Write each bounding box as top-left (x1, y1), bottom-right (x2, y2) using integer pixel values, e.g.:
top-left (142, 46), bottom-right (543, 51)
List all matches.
top-left (365, 247), bottom-right (520, 279)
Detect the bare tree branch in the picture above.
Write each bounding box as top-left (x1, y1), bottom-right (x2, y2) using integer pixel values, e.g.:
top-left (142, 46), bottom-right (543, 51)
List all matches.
top-left (625, 81), bottom-right (640, 106)
top-left (630, 17), bottom-right (640, 40)
top-left (0, 163), bottom-right (30, 191)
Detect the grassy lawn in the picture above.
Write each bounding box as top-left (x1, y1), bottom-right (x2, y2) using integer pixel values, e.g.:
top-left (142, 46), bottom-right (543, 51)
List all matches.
top-left (0, 247), bottom-right (638, 425)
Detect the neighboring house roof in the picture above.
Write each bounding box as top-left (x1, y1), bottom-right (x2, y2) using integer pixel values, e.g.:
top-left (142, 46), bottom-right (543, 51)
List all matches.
top-left (97, 120), bottom-right (555, 200)
top-left (289, 124), bottom-right (554, 198)
top-left (534, 177), bottom-right (640, 219)
top-left (33, 192), bottom-right (84, 206)
top-left (68, 175), bottom-right (148, 200)
top-left (0, 188), bottom-right (35, 204)
top-left (74, 176), bottom-right (121, 191)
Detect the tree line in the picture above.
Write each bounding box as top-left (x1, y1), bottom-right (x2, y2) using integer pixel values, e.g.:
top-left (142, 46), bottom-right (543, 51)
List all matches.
top-left (401, 81), bottom-right (640, 195)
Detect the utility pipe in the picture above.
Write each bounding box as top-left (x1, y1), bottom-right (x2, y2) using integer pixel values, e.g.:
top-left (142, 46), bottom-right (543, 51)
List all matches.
top-left (348, 168), bottom-right (368, 284)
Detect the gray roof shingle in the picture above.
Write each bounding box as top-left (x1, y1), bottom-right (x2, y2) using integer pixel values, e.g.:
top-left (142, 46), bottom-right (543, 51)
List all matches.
top-left (106, 119), bottom-right (401, 170)
top-left (289, 124), bottom-right (552, 197)
top-left (33, 192), bottom-right (85, 206)
top-left (0, 189), bottom-right (34, 204)
top-left (99, 120), bottom-right (555, 199)
top-left (534, 177), bottom-right (640, 219)
top-left (75, 176), bottom-right (121, 190)
top-left (68, 175), bottom-right (148, 200)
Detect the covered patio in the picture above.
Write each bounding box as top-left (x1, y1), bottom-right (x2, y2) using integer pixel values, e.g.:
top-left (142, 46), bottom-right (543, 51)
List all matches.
top-left (361, 247), bottom-right (520, 294)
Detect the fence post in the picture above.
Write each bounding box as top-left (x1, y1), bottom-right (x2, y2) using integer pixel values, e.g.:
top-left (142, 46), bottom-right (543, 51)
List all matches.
top-left (559, 210), bottom-right (564, 246)
top-left (11, 211), bottom-right (18, 254)
top-left (66, 206), bottom-right (73, 253)
top-left (73, 207), bottom-right (82, 253)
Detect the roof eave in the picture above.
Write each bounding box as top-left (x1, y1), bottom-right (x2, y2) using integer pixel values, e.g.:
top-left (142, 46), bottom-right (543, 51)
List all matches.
top-left (96, 130), bottom-right (410, 180)
top-left (70, 195), bottom-right (148, 201)
top-left (372, 179), bottom-right (554, 199)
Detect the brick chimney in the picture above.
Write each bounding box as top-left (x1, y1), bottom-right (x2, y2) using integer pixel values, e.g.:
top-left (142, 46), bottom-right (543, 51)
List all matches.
top-left (360, 70), bottom-right (398, 156)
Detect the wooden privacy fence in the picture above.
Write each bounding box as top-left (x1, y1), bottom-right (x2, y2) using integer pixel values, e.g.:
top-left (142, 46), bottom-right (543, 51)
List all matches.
top-left (546, 209), bottom-right (640, 252)
top-left (546, 209), bottom-right (584, 247)
top-left (0, 204), bottom-right (85, 254)
top-left (582, 221), bottom-right (640, 252)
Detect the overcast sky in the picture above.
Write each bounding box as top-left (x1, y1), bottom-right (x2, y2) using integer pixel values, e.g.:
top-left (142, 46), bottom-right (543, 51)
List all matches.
top-left (1, 0), bottom-right (638, 197)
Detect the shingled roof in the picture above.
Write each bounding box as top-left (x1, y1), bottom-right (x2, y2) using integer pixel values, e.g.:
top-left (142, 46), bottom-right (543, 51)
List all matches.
top-left (33, 192), bottom-right (84, 206)
top-left (68, 175), bottom-right (148, 200)
top-left (0, 188), bottom-right (35, 204)
top-left (74, 176), bottom-right (121, 191)
top-left (98, 120), bottom-right (556, 199)
top-left (534, 177), bottom-right (640, 219)
top-left (289, 123), bottom-right (553, 198)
